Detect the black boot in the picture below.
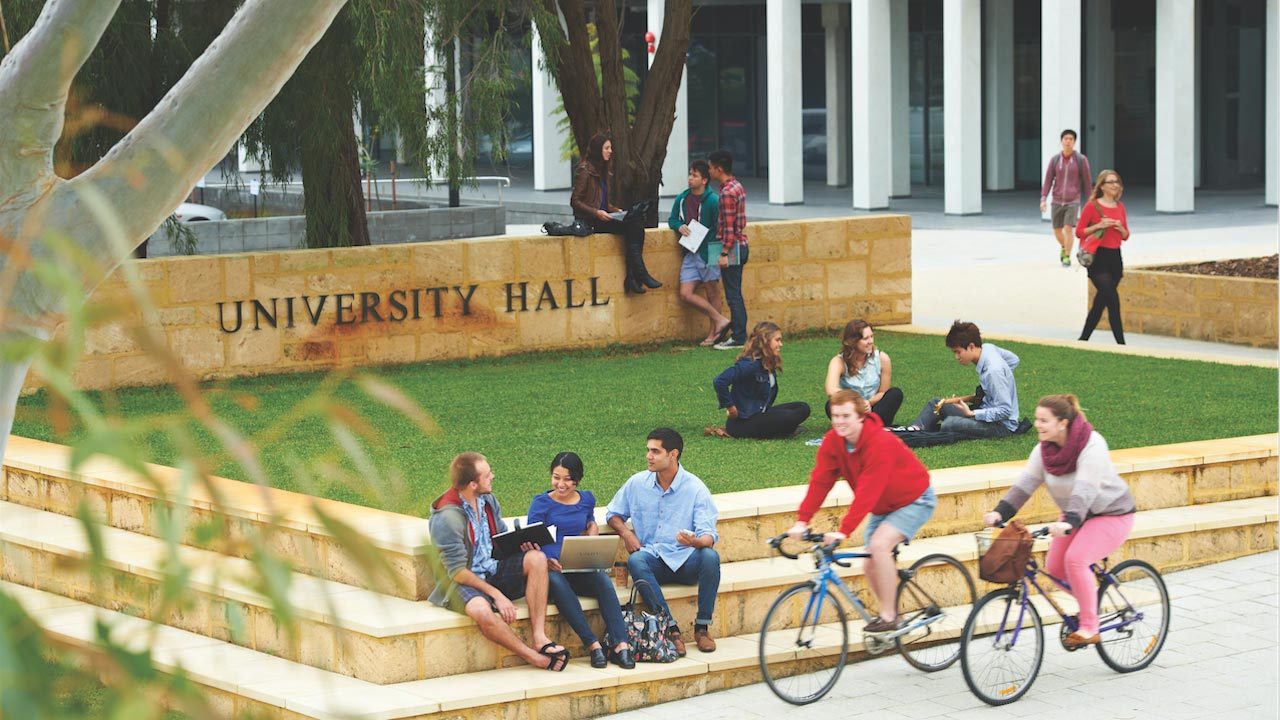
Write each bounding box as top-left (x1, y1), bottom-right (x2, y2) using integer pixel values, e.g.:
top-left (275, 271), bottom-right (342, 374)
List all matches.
top-left (623, 249), bottom-right (645, 294)
top-left (627, 235), bottom-right (663, 289)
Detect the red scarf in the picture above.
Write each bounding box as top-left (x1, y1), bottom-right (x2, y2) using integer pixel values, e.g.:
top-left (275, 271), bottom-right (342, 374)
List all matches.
top-left (1040, 414), bottom-right (1094, 476)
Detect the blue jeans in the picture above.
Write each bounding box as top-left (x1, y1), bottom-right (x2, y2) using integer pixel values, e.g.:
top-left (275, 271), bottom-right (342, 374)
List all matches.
top-left (546, 570), bottom-right (628, 650)
top-left (719, 244), bottom-right (749, 343)
top-left (913, 398), bottom-right (1013, 439)
top-left (626, 547), bottom-right (721, 627)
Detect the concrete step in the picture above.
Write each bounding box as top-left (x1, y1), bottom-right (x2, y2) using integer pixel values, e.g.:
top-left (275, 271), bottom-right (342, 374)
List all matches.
top-left (1, 527), bottom-right (1246, 720)
top-left (3, 494), bottom-right (1274, 685)
top-left (5, 434), bottom-right (1275, 598)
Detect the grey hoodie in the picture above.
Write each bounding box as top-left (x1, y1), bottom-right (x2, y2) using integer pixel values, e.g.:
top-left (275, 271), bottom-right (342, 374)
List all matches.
top-left (427, 489), bottom-right (508, 608)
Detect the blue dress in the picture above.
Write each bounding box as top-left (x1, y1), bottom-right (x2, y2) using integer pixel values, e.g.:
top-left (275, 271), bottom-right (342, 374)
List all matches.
top-left (527, 490), bottom-right (596, 561)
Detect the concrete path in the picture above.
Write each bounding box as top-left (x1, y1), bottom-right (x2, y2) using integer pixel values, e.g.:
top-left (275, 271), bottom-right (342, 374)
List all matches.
top-left (606, 551), bottom-right (1280, 720)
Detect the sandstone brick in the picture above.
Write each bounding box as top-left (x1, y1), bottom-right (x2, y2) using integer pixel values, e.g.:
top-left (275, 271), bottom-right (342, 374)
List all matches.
top-left (410, 243), bottom-right (465, 286)
top-left (227, 327), bottom-right (282, 367)
top-left (870, 235), bottom-right (911, 274)
top-left (871, 275), bottom-right (911, 297)
top-left (516, 236), bottom-right (566, 279)
top-left (1129, 469), bottom-right (1190, 509)
top-left (110, 494), bottom-right (149, 533)
top-left (1189, 527), bottom-right (1247, 560)
top-left (468, 240), bottom-right (517, 282)
top-left (366, 335), bottom-right (416, 363)
top-left (803, 222), bottom-right (844, 259)
top-left (223, 258), bottom-right (252, 298)
top-left (517, 308), bottom-right (570, 346)
top-left (588, 232), bottom-right (625, 258)
top-left (567, 303), bottom-right (616, 344)
top-left (278, 250), bottom-right (332, 272)
top-left (784, 303), bottom-right (825, 332)
top-left (85, 320), bottom-right (140, 355)
top-left (617, 293), bottom-right (668, 340)
top-left (417, 332), bottom-right (467, 361)
top-left (168, 258), bottom-right (224, 304)
top-left (169, 326), bottom-right (225, 372)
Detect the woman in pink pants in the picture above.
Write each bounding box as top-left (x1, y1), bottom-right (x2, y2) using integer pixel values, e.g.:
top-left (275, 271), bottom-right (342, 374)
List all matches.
top-left (983, 394), bottom-right (1136, 649)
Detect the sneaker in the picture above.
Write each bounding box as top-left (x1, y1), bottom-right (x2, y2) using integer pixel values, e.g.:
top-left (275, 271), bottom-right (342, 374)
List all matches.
top-left (1060, 248), bottom-right (1071, 267)
top-left (863, 616), bottom-right (902, 634)
top-left (713, 339), bottom-right (744, 351)
top-left (805, 437), bottom-right (824, 447)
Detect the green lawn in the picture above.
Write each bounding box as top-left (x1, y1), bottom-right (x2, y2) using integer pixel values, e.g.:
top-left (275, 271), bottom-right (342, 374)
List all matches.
top-left (12, 330), bottom-right (1277, 517)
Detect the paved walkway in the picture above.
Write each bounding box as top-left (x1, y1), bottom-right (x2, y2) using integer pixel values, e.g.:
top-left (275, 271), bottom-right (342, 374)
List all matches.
top-left (606, 551), bottom-right (1280, 720)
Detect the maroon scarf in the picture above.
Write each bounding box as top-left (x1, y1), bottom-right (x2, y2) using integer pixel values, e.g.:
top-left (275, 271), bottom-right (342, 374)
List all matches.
top-left (1040, 414), bottom-right (1094, 476)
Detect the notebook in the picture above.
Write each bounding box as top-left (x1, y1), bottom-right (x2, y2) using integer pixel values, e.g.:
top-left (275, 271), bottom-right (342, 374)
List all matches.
top-left (558, 535), bottom-right (621, 573)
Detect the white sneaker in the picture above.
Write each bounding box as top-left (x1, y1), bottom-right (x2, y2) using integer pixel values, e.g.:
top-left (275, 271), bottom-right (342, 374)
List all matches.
top-left (713, 339), bottom-right (744, 351)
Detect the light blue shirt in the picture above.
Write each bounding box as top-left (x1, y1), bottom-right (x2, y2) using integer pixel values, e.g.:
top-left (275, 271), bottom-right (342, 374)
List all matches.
top-left (606, 465), bottom-right (719, 571)
top-left (974, 343), bottom-right (1021, 432)
top-left (463, 499), bottom-right (499, 576)
top-left (839, 349), bottom-right (882, 402)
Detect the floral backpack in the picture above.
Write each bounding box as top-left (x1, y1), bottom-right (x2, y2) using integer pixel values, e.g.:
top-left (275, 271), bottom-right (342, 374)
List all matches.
top-left (607, 580), bottom-right (680, 663)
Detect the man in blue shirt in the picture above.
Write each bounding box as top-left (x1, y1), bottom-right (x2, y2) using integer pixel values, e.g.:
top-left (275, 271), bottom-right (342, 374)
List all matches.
top-left (607, 428), bottom-right (720, 655)
top-left (909, 321), bottom-right (1021, 438)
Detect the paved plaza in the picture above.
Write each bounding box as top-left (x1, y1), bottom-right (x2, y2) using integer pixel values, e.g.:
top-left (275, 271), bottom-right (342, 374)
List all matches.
top-left (606, 551), bottom-right (1280, 720)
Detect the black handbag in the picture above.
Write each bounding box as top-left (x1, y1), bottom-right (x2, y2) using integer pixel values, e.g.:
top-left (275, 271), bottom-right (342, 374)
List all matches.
top-left (542, 219), bottom-right (592, 237)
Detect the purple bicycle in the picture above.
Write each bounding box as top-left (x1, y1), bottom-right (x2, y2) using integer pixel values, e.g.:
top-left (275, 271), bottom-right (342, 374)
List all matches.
top-left (959, 526), bottom-right (1170, 705)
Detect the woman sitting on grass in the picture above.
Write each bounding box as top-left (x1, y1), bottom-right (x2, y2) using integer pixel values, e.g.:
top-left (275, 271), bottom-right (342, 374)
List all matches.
top-left (823, 319), bottom-right (903, 426)
top-left (712, 321), bottom-right (811, 439)
top-left (527, 452), bottom-right (635, 669)
top-left (982, 394), bottom-right (1136, 649)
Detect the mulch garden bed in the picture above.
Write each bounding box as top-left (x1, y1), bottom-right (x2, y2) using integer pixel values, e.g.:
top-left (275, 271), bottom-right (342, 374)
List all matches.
top-left (1144, 255), bottom-right (1278, 279)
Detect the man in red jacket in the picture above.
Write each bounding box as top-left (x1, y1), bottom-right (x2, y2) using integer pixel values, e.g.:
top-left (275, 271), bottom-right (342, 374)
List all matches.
top-left (788, 390), bottom-right (937, 633)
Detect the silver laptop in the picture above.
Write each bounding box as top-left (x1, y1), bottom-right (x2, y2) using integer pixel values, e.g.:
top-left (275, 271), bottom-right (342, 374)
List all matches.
top-left (559, 535), bottom-right (621, 573)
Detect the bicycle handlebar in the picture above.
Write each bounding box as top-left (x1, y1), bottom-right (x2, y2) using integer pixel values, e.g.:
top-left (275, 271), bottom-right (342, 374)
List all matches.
top-left (766, 533), bottom-right (852, 567)
top-left (989, 522), bottom-right (1065, 537)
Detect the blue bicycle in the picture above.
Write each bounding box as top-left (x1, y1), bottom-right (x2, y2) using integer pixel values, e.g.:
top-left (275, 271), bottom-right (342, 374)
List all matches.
top-left (960, 526), bottom-right (1171, 705)
top-left (759, 531), bottom-right (975, 705)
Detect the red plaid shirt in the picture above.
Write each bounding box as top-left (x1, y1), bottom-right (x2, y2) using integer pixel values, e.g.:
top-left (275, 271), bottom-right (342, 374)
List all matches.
top-left (716, 177), bottom-right (748, 250)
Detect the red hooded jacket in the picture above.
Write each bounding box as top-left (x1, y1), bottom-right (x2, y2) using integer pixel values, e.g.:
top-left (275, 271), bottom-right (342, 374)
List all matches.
top-left (797, 413), bottom-right (931, 537)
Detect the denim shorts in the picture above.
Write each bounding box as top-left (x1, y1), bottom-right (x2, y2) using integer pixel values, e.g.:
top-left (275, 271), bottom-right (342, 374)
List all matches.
top-left (680, 252), bottom-right (721, 284)
top-left (455, 552), bottom-right (527, 609)
top-left (864, 486), bottom-right (937, 543)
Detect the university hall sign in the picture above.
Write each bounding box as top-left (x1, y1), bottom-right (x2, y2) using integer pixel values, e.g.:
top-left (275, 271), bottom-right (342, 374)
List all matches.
top-left (216, 277), bottom-right (611, 333)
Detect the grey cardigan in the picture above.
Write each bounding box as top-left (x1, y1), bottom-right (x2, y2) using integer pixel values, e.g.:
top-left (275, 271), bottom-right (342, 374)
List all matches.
top-left (427, 492), bottom-right (508, 607)
top-left (995, 432), bottom-right (1135, 529)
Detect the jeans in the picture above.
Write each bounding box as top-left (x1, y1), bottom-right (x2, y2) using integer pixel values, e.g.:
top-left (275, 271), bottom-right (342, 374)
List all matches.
top-left (726, 401), bottom-right (811, 439)
top-left (719, 244), bottom-right (749, 343)
top-left (626, 547), bottom-right (721, 627)
top-left (912, 398), bottom-right (1013, 439)
top-left (546, 570), bottom-right (629, 650)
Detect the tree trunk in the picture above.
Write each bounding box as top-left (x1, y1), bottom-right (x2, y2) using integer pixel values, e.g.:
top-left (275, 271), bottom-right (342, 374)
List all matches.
top-left (539, 0), bottom-right (690, 227)
top-left (293, 6), bottom-right (369, 247)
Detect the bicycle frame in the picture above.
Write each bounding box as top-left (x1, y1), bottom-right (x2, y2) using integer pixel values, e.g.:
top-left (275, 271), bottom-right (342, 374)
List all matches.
top-left (806, 550), bottom-right (879, 627)
top-left (997, 557), bottom-right (1144, 646)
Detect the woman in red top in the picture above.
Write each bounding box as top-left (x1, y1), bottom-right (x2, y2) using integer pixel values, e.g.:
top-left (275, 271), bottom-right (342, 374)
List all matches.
top-left (1075, 169), bottom-right (1130, 344)
top-left (787, 390), bottom-right (936, 633)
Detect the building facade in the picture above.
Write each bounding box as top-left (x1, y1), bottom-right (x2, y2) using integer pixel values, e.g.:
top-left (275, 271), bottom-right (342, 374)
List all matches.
top-left (523, 0), bottom-right (1276, 212)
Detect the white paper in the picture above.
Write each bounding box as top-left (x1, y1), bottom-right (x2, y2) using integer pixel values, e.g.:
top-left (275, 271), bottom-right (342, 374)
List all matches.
top-left (607, 210), bottom-right (627, 222)
top-left (249, 179), bottom-right (261, 196)
top-left (679, 219), bottom-right (710, 253)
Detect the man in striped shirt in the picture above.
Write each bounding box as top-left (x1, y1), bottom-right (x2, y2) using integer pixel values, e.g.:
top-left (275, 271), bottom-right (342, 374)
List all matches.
top-left (708, 149), bottom-right (749, 350)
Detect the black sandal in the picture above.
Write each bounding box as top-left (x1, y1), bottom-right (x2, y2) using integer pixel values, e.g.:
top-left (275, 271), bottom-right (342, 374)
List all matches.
top-left (538, 642), bottom-right (570, 672)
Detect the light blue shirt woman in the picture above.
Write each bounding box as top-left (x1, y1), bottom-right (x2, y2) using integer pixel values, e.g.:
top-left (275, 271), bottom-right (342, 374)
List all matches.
top-left (839, 348), bottom-right (882, 402)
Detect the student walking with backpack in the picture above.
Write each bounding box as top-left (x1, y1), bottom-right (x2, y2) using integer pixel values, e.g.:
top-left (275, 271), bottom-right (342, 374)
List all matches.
top-left (1040, 130), bottom-right (1093, 268)
top-left (981, 394), bottom-right (1135, 649)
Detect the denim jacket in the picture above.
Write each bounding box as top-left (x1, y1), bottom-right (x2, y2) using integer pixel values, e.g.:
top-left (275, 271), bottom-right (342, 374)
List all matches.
top-left (714, 357), bottom-right (778, 419)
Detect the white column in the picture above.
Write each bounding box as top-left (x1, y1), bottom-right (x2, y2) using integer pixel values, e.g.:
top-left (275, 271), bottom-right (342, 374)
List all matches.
top-left (851, 0), bottom-right (890, 209)
top-left (1267, 0), bottom-right (1278, 206)
top-left (1156, 0), bottom-right (1195, 213)
top-left (944, 0), bottom-right (981, 215)
top-left (889, 0), bottom-right (910, 197)
top-left (1042, 0), bottom-right (1082, 219)
top-left (648, 0), bottom-right (689, 197)
top-left (767, 0), bottom-right (804, 204)
top-left (1084, 0), bottom-right (1115, 174)
top-left (823, 4), bottom-right (849, 187)
top-left (984, 0), bottom-right (1014, 191)
top-left (532, 25), bottom-right (571, 191)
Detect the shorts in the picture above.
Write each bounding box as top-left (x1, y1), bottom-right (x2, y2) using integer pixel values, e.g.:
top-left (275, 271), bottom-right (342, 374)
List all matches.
top-left (1050, 203), bottom-right (1079, 229)
top-left (680, 252), bottom-right (721, 284)
top-left (864, 486), bottom-right (937, 543)
top-left (455, 551), bottom-right (527, 609)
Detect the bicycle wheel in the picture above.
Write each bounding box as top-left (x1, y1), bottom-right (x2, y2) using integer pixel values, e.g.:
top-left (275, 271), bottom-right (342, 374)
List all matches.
top-left (758, 582), bottom-right (848, 705)
top-left (895, 553), bottom-right (976, 671)
top-left (1095, 559), bottom-right (1170, 673)
top-left (960, 588), bottom-right (1044, 706)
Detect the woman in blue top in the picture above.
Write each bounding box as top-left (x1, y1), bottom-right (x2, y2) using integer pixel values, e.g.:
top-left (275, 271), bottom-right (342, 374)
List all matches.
top-left (713, 321), bottom-right (811, 439)
top-left (823, 319), bottom-right (903, 426)
top-left (528, 452), bottom-right (635, 669)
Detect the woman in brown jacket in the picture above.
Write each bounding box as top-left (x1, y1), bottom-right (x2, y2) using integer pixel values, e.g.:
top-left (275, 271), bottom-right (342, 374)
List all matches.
top-left (571, 133), bottom-right (661, 294)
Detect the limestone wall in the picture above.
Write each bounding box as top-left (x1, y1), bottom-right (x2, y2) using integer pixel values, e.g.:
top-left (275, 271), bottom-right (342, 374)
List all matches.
top-left (1089, 269), bottom-right (1278, 348)
top-left (29, 215), bottom-right (911, 391)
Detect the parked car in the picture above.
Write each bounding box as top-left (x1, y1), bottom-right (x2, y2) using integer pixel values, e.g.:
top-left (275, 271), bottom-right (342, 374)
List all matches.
top-left (173, 202), bottom-right (227, 223)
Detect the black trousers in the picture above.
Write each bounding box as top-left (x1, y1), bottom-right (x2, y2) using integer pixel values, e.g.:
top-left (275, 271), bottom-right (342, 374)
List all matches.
top-left (1081, 248), bottom-right (1125, 344)
top-left (824, 386), bottom-right (904, 427)
top-left (726, 401), bottom-right (811, 439)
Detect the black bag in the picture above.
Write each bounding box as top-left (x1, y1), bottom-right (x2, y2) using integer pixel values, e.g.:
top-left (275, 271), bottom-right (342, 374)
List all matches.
top-left (542, 219), bottom-right (592, 237)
